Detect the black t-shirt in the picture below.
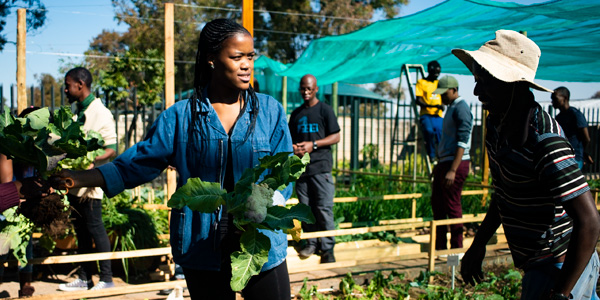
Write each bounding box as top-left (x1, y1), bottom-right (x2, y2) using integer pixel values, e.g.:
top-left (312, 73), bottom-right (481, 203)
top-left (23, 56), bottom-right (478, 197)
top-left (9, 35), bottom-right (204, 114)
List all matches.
top-left (289, 101), bottom-right (340, 176)
top-left (555, 107), bottom-right (587, 161)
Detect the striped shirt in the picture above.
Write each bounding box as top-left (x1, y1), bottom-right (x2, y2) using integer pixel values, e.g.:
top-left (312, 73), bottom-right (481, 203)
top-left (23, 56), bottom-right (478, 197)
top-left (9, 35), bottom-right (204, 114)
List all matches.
top-left (487, 105), bottom-right (589, 269)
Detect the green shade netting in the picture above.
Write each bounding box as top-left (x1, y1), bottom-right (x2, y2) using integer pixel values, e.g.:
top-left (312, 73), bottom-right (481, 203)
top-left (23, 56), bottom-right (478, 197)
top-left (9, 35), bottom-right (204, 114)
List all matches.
top-left (255, 0), bottom-right (600, 86)
top-left (254, 57), bottom-right (389, 111)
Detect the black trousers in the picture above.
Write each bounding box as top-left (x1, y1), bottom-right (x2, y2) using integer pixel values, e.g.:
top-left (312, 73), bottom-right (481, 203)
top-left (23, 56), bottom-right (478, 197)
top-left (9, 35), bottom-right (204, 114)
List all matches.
top-left (182, 260), bottom-right (291, 300)
top-left (69, 195), bottom-right (113, 282)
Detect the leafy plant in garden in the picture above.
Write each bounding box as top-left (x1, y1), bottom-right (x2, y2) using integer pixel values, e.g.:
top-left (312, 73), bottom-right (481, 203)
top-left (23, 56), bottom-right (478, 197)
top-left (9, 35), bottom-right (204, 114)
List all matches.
top-left (0, 207), bottom-right (34, 266)
top-left (168, 152), bottom-right (315, 291)
top-left (0, 106), bottom-right (104, 263)
top-left (0, 106), bottom-right (104, 178)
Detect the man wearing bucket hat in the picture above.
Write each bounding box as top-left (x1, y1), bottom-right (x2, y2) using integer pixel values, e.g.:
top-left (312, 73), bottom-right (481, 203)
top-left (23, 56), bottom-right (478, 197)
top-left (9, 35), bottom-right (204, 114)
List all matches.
top-left (455, 30), bottom-right (600, 300)
top-left (430, 75), bottom-right (473, 252)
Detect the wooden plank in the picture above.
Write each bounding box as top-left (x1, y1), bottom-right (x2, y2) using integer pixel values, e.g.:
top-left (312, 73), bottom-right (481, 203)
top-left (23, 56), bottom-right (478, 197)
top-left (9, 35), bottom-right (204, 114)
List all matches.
top-left (164, 3), bottom-right (177, 204)
top-left (288, 252), bottom-right (430, 273)
top-left (287, 193), bottom-right (422, 205)
top-left (24, 280), bottom-right (187, 300)
top-left (461, 190), bottom-right (487, 196)
top-left (289, 222), bottom-right (430, 240)
top-left (432, 215), bottom-right (485, 226)
top-left (8, 247), bottom-right (172, 266)
top-left (17, 9), bottom-right (26, 114)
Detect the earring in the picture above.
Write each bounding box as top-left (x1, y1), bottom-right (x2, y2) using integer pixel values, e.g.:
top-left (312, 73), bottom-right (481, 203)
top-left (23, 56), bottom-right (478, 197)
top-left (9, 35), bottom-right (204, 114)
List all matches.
top-left (209, 63), bottom-right (214, 69)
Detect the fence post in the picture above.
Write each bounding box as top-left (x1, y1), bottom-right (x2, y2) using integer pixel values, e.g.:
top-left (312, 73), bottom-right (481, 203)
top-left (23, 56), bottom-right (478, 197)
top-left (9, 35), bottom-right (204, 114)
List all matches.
top-left (40, 84), bottom-right (45, 108)
top-left (281, 76), bottom-right (287, 114)
top-left (30, 86), bottom-right (34, 107)
top-left (50, 85), bottom-right (55, 112)
top-left (351, 96), bottom-right (359, 170)
top-left (428, 220), bottom-right (437, 277)
top-left (17, 9), bottom-right (26, 114)
top-left (164, 2), bottom-right (176, 204)
top-left (481, 109), bottom-right (489, 205)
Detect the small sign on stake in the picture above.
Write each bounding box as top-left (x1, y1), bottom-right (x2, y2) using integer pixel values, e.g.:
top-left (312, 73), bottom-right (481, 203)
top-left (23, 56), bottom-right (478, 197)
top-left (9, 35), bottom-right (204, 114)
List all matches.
top-left (447, 254), bottom-right (460, 266)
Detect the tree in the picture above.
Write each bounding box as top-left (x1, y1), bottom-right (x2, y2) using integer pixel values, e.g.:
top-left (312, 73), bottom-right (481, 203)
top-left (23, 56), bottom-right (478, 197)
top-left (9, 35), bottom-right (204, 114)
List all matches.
top-left (372, 80), bottom-right (403, 101)
top-left (98, 48), bottom-right (165, 107)
top-left (592, 91), bottom-right (600, 99)
top-left (0, 0), bottom-right (47, 51)
top-left (86, 0), bottom-right (409, 92)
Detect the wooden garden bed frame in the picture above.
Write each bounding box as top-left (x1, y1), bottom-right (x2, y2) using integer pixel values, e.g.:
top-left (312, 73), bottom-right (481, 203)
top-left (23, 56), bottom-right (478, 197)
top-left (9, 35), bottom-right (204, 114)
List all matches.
top-left (3, 189), bottom-right (508, 299)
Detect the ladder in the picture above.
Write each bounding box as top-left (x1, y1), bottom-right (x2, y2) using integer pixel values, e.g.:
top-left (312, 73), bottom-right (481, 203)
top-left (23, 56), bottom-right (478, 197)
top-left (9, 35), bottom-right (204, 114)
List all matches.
top-left (388, 64), bottom-right (433, 182)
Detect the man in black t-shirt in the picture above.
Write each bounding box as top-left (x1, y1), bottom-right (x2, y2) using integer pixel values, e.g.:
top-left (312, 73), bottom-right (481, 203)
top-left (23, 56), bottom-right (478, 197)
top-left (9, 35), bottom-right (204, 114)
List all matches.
top-left (289, 74), bottom-right (340, 263)
top-left (552, 86), bottom-right (593, 169)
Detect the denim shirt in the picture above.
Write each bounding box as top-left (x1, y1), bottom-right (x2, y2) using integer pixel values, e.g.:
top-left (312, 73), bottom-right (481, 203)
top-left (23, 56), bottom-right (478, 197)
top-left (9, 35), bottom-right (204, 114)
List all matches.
top-left (97, 90), bottom-right (293, 271)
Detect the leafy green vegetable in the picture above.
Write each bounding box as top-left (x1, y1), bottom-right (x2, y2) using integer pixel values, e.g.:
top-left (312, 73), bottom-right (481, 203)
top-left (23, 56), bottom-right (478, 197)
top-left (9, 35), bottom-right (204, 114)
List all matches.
top-left (0, 207), bottom-right (34, 266)
top-left (168, 152), bottom-right (314, 291)
top-left (0, 106), bottom-right (104, 178)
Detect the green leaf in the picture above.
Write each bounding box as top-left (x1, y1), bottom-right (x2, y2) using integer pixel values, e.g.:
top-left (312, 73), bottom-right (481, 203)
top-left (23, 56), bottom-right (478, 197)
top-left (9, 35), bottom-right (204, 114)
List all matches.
top-left (259, 153), bottom-right (309, 191)
top-left (262, 204), bottom-right (315, 230)
top-left (230, 227), bottom-right (270, 291)
top-left (52, 106), bottom-right (74, 131)
top-left (25, 107), bottom-right (50, 130)
top-left (0, 107), bottom-right (14, 129)
top-left (167, 178), bottom-right (226, 212)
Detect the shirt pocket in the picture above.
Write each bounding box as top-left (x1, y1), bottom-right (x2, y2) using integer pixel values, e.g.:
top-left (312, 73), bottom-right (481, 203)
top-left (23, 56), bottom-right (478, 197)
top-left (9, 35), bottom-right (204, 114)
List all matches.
top-left (252, 137), bottom-right (271, 167)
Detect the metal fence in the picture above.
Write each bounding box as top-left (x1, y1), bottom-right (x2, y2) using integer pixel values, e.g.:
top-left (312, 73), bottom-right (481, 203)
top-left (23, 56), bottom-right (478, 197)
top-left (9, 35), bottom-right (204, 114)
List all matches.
top-left (2, 84), bottom-right (599, 182)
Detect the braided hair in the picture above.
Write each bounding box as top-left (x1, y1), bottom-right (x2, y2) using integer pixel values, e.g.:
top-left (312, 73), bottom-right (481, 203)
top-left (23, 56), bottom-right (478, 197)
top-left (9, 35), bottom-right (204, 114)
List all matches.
top-left (190, 19), bottom-right (260, 164)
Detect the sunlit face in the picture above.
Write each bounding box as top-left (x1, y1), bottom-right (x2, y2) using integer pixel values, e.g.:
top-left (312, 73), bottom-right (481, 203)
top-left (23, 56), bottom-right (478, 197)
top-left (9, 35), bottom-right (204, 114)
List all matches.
top-left (551, 91), bottom-right (567, 110)
top-left (209, 33), bottom-right (255, 91)
top-left (299, 76), bottom-right (318, 103)
top-left (472, 62), bottom-right (513, 114)
top-left (64, 75), bottom-right (82, 104)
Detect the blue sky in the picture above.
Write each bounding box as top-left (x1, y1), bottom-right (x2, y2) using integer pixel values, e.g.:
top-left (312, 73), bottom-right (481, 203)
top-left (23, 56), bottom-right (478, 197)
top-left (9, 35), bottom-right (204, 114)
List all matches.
top-left (1, 0), bottom-right (599, 104)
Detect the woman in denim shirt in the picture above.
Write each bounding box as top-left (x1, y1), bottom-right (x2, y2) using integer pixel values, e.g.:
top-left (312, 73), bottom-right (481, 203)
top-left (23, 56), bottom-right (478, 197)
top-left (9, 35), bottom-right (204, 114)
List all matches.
top-left (51, 19), bottom-right (293, 300)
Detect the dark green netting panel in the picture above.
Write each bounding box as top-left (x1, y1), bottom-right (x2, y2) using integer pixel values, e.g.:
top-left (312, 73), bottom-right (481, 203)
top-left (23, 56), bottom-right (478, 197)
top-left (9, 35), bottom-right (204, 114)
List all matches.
top-left (254, 0), bottom-right (600, 86)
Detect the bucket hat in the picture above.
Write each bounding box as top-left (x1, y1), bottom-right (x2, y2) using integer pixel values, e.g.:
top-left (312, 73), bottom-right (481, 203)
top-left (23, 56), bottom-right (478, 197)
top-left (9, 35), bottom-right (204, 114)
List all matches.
top-left (452, 30), bottom-right (552, 92)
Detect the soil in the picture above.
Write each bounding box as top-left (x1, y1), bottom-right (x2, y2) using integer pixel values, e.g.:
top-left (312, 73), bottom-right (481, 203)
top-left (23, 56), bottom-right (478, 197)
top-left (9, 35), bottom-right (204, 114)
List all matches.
top-left (18, 193), bottom-right (71, 237)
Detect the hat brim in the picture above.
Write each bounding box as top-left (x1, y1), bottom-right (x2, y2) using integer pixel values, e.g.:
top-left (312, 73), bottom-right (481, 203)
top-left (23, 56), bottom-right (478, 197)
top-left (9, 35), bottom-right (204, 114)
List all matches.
top-left (433, 87), bottom-right (449, 95)
top-left (451, 48), bottom-right (553, 93)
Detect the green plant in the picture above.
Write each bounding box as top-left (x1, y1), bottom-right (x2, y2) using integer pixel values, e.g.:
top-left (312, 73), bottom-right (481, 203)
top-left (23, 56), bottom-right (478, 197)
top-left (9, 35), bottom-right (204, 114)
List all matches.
top-left (0, 106), bottom-right (104, 178)
top-left (0, 207), bottom-right (34, 266)
top-left (339, 272), bottom-right (365, 299)
top-left (168, 152), bottom-right (315, 291)
top-left (102, 191), bottom-right (161, 282)
top-left (297, 277), bottom-right (332, 299)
